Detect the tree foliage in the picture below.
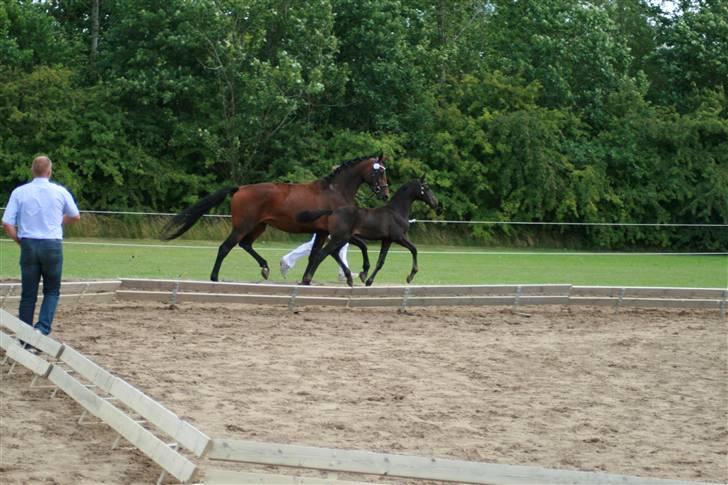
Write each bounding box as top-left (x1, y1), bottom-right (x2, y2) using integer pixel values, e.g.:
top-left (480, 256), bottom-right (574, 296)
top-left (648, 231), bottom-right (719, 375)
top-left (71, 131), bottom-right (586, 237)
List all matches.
top-left (0, 0), bottom-right (725, 249)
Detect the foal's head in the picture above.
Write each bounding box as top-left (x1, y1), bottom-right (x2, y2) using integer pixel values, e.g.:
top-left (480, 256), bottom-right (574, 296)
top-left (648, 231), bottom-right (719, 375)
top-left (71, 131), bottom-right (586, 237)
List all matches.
top-left (413, 179), bottom-right (440, 213)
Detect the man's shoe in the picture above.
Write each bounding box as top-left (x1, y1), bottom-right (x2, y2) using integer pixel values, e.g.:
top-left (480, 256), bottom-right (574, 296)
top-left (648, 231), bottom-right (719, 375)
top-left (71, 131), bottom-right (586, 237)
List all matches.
top-left (280, 260), bottom-right (291, 279)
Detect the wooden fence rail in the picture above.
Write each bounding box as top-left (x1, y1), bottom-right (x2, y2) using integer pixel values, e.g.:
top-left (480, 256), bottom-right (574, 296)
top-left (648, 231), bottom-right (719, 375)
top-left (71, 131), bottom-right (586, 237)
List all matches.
top-left (0, 280), bottom-right (120, 310)
top-left (117, 279), bottom-right (726, 314)
top-left (204, 438), bottom-right (710, 485)
top-left (1, 279), bottom-right (724, 313)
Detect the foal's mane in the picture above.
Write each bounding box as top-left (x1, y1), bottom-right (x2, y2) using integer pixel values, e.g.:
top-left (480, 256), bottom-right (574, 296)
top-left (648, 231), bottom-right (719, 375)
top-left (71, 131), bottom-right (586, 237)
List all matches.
top-left (321, 154), bottom-right (379, 186)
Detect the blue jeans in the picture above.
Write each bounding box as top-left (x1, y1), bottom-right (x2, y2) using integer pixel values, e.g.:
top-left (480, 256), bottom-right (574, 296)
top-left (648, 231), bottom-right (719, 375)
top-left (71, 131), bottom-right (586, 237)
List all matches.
top-left (19, 239), bottom-right (63, 336)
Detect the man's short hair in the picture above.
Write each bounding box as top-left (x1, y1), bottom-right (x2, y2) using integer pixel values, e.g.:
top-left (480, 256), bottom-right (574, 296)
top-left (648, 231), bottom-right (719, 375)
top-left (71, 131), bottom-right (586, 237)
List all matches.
top-left (32, 156), bottom-right (52, 177)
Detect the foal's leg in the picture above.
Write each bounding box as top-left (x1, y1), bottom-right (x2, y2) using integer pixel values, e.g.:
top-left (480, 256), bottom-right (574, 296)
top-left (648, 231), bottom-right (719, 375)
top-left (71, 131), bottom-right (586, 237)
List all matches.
top-left (396, 237), bottom-right (419, 283)
top-left (211, 229), bottom-right (244, 281)
top-left (365, 240), bottom-right (392, 287)
top-left (330, 241), bottom-right (354, 287)
top-left (301, 237), bottom-right (341, 285)
top-left (348, 236), bottom-right (370, 283)
top-left (238, 224), bottom-right (270, 279)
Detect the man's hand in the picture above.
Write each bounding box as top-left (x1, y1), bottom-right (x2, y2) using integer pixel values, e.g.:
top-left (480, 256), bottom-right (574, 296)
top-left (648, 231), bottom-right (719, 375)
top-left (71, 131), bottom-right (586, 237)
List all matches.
top-left (2, 223), bottom-right (20, 244)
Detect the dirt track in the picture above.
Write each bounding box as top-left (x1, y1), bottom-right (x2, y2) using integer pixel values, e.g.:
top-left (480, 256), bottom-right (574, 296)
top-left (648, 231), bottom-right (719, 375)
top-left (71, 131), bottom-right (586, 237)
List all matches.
top-left (1, 302), bottom-right (726, 484)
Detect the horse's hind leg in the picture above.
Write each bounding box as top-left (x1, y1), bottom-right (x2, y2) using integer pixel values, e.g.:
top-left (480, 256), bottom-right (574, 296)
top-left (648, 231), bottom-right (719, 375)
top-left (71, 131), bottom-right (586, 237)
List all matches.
top-left (330, 241), bottom-right (354, 287)
top-left (211, 230), bottom-right (245, 281)
top-left (348, 236), bottom-right (370, 283)
top-left (238, 224), bottom-right (270, 279)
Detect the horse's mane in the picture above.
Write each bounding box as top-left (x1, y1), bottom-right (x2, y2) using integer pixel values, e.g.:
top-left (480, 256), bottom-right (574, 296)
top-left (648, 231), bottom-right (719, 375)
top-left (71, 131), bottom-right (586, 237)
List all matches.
top-left (321, 154), bottom-right (379, 186)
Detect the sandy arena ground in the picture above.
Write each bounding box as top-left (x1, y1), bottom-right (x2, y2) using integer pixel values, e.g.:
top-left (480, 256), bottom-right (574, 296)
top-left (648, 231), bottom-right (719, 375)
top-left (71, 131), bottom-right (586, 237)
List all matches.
top-left (1, 301), bottom-right (726, 484)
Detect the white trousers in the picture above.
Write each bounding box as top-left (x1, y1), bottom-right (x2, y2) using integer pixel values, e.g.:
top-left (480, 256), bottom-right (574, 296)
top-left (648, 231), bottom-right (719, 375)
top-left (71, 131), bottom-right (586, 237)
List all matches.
top-left (281, 234), bottom-right (349, 275)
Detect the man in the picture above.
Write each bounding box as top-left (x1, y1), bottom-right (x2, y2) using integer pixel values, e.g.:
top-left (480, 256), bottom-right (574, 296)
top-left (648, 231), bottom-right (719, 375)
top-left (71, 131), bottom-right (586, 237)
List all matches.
top-left (2, 155), bottom-right (80, 348)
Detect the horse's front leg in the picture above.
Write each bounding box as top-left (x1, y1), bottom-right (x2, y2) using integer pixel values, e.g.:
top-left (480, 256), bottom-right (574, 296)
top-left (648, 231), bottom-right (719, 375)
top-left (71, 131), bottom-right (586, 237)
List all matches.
top-left (365, 240), bottom-right (392, 287)
top-left (396, 237), bottom-right (418, 284)
top-left (300, 232), bottom-right (327, 283)
top-left (348, 236), bottom-right (370, 283)
top-left (301, 238), bottom-right (339, 285)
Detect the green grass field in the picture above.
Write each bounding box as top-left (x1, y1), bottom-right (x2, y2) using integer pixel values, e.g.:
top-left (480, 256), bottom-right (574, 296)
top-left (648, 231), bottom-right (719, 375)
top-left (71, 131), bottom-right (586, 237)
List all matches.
top-left (1, 238), bottom-right (725, 288)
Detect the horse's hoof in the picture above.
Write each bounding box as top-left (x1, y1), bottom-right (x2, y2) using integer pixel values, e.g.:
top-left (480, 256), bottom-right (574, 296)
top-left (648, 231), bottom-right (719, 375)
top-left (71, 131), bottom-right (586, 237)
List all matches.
top-left (359, 272), bottom-right (368, 283)
top-left (210, 275), bottom-right (218, 282)
top-left (365, 279), bottom-right (373, 287)
top-left (261, 267), bottom-right (270, 280)
top-left (406, 275), bottom-right (414, 284)
top-left (346, 276), bottom-right (354, 287)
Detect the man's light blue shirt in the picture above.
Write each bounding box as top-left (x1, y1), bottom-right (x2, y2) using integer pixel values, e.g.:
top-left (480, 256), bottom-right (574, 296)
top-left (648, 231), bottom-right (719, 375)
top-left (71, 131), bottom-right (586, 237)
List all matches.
top-left (2, 178), bottom-right (80, 239)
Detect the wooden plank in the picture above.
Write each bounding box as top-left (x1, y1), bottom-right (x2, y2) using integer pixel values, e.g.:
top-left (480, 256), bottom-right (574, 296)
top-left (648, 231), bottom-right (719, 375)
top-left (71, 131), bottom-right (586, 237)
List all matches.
top-left (121, 279), bottom-right (355, 297)
top-left (568, 297), bottom-right (617, 307)
top-left (392, 296), bottom-right (569, 307)
top-left (120, 279), bottom-right (574, 299)
top-left (569, 297), bottom-right (721, 310)
top-left (120, 278), bottom-right (178, 291)
top-left (48, 366), bottom-right (197, 483)
top-left (0, 280), bottom-right (121, 294)
top-left (115, 290), bottom-right (351, 307)
top-left (61, 345), bottom-right (210, 457)
top-left (116, 291), bottom-right (572, 308)
top-left (0, 330), bottom-right (53, 377)
top-left (406, 284), bottom-right (572, 297)
top-left (0, 309), bottom-right (64, 358)
top-left (620, 298), bottom-right (721, 310)
top-left (58, 281), bottom-right (122, 293)
top-left (1, 292), bottom-right (116, 309)
top-left (204, 469), bottom-right (379, 484)
top-left (392, 296), bottom-right (517, 307)
top-left (0, 284), bottom-right (18, 297)
top-left (571, 286), bottom-right (726, 299)
top-left (207, 439), bottom-right (706, 485)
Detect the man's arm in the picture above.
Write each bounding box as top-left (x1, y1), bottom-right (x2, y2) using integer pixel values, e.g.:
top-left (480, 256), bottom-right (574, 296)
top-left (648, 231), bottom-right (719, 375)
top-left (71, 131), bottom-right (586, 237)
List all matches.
top-left (63, 214), bottom-right (81, 225)
top-left (3, 223), bottom-right (20, 244)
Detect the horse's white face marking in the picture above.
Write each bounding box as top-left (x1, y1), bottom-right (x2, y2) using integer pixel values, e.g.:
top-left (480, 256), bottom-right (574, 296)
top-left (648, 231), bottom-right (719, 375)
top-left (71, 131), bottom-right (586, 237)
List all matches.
top-left (373, 162), bottom-right (385, 171)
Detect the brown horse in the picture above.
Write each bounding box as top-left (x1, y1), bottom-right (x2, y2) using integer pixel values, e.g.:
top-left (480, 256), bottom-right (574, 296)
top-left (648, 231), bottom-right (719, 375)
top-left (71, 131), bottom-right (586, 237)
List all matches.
top-left (161, 154), bottom-right (389, 281)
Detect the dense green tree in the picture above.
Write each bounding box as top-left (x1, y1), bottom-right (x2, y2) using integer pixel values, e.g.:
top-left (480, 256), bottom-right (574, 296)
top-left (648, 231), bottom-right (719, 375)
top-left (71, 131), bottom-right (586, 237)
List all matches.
top-left (1, 0), bottom-right (725, 250)
top-left (649, 0), bottom-right (728, 112)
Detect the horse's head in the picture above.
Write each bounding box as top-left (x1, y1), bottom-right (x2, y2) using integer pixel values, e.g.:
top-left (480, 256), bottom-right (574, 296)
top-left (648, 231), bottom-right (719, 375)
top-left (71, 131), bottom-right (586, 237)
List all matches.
top-left (416, 178), bottom-right (441, 214)
top-left (362, 154), bottom-right (389, 200)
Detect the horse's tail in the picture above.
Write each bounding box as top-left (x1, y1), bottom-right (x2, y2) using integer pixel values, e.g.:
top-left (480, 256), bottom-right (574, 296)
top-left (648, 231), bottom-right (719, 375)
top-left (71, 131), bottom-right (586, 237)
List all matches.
top-left (296, 209), bottom-right (333, 223)
top-left (161, 187), bottom-right (238, 240)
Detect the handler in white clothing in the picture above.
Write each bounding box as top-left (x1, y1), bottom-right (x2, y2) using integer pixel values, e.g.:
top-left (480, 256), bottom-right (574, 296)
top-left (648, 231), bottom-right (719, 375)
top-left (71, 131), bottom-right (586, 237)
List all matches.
top-left (280, 234), bottom-right (349, 280)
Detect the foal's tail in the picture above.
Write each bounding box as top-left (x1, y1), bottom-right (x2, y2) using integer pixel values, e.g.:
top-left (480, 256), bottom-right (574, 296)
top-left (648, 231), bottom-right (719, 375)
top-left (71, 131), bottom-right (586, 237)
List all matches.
top-left (161, 187), bottom-right (238, 240)
top-left (295, 209), bottom-right (333, 223)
